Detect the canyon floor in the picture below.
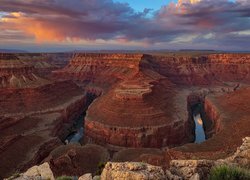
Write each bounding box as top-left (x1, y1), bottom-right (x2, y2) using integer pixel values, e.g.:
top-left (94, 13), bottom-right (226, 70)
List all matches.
top-left (0, 52), bottom-right (250, 179)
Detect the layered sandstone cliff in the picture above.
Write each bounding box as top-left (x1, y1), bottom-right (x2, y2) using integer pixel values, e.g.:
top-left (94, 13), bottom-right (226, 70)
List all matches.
top-left (146, 53), bottom-right (250, 85)
top-left (0, 80), bottom-right (87, 178)
top-left (0, 54), bottom-right (87, 178)
top-left (1, 52), bottom-right (250, 179)
top-left (52, 53), bottom-right (250, 151)
top-left (85, 70), bottom-right (193, 148)
top-left (0, 54), bottom-right (50, 88)
top-left (54, 53), bottom-right (194, 148)
top-left (53, 53), bottom-right (143, 88)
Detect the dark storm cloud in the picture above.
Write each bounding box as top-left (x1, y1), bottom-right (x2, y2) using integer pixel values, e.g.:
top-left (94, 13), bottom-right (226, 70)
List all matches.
top-left (0, 0), bottom-right (249, 50)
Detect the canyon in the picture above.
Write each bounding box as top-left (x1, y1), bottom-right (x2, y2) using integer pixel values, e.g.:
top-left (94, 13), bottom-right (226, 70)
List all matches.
top-left (0, 52), bottom-right (250, 179)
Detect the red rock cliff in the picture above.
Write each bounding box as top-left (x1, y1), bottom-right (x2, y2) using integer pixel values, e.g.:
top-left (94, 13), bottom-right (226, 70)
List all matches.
top-left (145, 54), bottom-right (250, 85)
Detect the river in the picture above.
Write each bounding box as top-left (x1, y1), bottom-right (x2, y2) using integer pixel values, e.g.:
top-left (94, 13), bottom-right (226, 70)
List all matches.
top-left (194, 113), bottom-right (206, 143)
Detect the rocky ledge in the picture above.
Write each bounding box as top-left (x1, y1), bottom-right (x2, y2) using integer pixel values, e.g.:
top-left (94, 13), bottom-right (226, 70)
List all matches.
top-left (7, 137), bottom-right (249, 180)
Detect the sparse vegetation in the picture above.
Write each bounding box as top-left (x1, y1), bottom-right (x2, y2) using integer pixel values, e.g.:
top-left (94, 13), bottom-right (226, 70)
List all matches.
top-left (7, 170), bottom-right (20, 180)
top-left (209, 165), bottom-right (250, 180)
top-left (56, 176), bottom-right (75, 180)
top-left (95, 162), bottom-right (106, 175)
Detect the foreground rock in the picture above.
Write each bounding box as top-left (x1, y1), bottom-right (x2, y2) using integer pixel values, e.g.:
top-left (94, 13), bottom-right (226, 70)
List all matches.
top-left (101, 162), bottom-right (165, 180)
top-left (6, 137), bottom-right (249, 180)
top-left (102, 137), bottom-right (249, 180)
top-left (166, 137), bottom-right (250, 179)
top-left (45, 144), bottom-right (110, 177)
top-left (5, 162), bottom-right (54, 180)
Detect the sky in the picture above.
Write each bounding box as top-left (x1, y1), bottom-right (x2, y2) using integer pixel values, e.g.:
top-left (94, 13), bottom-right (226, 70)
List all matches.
top-left (0, 0), bottom-right (249, 52)
top-left (114, 0), bottom-right (177, 12)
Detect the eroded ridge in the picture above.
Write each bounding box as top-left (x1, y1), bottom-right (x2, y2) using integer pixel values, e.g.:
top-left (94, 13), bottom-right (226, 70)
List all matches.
top-left (85, 70), bottom-right (192, 148)
top-left (0, 53), bottom-right (87, 179)
top-left (1, 52), bottom-right (250, 178)
top-left (0, 54), bottom-right (50, 88)
top-left (53, 53), bottom-right (143, 86)
top-left (146, 53), bottom-right (250, 85)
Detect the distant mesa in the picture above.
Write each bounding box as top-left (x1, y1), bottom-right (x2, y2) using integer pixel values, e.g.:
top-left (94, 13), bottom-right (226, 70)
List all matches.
top-left (0, 49), bottom-right (28, 53)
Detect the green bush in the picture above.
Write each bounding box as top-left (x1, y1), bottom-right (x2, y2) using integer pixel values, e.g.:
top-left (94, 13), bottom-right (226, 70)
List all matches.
top-left (209, 165), bottom-right (250, 180)
top-left (7, 170), bottom-right (20, 180)
top-left (56, 176), bottom-right (74, 180)
top-left (95, 162), bottom-right (106, 175)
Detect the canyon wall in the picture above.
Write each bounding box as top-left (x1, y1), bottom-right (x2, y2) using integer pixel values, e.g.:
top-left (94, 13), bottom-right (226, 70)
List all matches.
top-left (0, 54), bottom-right (88, 178)
top-left (203, 98), bottom-right (221, 138)
top-left (1, 52), bottom-right (250, 178)
top-left (85, 73), bottom-right (192, 148)
top-left (0, 54), bottom-right (50, 88)
top-left (55, 53), bottom-right (194, 148)
top-left (53, 53), bottom-right (143, 88)
top-left (56, 53), bottom-right (250, 149)
top-left (145, 54), bottom-right (250, 85)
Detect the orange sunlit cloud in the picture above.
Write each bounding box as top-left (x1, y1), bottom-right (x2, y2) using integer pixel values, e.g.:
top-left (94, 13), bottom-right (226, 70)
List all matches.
top-left (0, 0), bottom-right (249, 51)
top-left (2, 13), bottom-right (70, 42)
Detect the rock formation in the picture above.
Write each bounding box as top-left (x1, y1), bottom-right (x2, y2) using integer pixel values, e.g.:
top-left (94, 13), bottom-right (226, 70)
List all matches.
top-left (85, 71), bottom-right (192, 148)
top-left (53, 52), bottom-right (250, 152)
top-left (0, 54), bottom-right (50, 88)
top-left (10, 137), bottom-right (248, 180)
top-left (45, 144), bottom-right (110, 177)
top-left (0, 53), bottom-right (88, 178)
top-left (53, 53), bottom-right (143, 88)
top-left (5, 162), bottom-right (55, 180)
top-left (54, 53), bottom-right (195, 148)
top-left (101, 162), bottom-right (165, 180)
top-left (1, 52), bottom-right (250, 179)
top-left (146, 54), bottom-right (250, 85)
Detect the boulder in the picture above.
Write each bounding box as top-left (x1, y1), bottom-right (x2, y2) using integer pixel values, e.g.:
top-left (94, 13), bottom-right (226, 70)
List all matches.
top-left (101, 162), bottom-right (165, 180)
top-left (79, 173), bottom-right (92, 180)
top-left (6, 162), bottom-right (55, 180)
top-left (169, 160), bottom-right (214, 180)
top-left (23, 162), bottom-right (55, 180)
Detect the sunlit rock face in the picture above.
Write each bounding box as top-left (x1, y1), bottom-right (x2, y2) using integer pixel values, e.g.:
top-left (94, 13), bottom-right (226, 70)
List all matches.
top-left (85, 71), bottom-right (192, 148)
top-left (147, 54), bottom-right (250, 85)
top-left (1, 52), bottom-right (250, 179)
top-left (53, 53), bottom-right (142, 88)
top-left (0, 53), bottom-right (50, 88)
top-left (54, 53), bottom-right (193, 149)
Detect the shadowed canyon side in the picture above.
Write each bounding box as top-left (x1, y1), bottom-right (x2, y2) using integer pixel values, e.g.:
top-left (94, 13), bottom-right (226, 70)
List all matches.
top-left (0, 52), bottom-right (250, 179)
top-left (0, 54), bottom-right (85, 179)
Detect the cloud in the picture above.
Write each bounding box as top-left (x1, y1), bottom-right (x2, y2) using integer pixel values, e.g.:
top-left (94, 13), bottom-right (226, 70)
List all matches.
top-left (0, 0), bottom-right (249, 50)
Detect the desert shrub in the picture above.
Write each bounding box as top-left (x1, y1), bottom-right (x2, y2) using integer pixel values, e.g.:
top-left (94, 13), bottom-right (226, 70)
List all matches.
top-left (56, 176), bottom-right (75, 180)
top-left (95, 162), bottom-right (106, 175)
top-left (209, 165), bottom-right (250, 180)
top-left (7, 170), bottom-right (20, 180)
